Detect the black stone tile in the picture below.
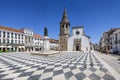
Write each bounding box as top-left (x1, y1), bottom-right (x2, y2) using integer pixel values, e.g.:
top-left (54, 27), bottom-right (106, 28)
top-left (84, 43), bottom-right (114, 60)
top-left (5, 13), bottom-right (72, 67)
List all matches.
top-left (26, 64), bottom-right (33, 66)
top-left (37, 67), bottom-right (46, 70)
top-left (13, 69), bottom-right (26, 73)
top-left (2, 78), bottom-right (14, 80)
top-left (43, 77), bottom-right (52, 80)
top-left (62, 65), bottom-right (69, 69)
top-left (44, 68), bottom-right (54, 73)
top-left (31, 65), bottom-right (40, 68)
top-left (89, 67), bottom-right (97, 72)
top-left (0, 74), bottom-right (8, 79)
top-left (89, 73), bottom-right (100, 80)
top-left (9, 67), bottom-right (21, 70)
top-left (75, 73), bottom-right (86, 80)
top-left (100, 68), bottom-right (108, 73)
top-left (65, 71), bottom-right (73, 80)
top-left (0, 70), bottom-right (5, 73)
top-left (103, 74), bottom-right (116, 80)
top-left (28, 75), bottom-right (41, 80)
top-left (55, 64), bottom-right (61, 67)
top-left (53, 70), bottom-right (63, 76)
top-left (47, 63), bottom-right (54, 66)
top-left (70, 66), bottom-right (76, 70)
top-left (18, 71), bottom-right (33, 77)
top-left (79, 67), bottom-right (86, 71)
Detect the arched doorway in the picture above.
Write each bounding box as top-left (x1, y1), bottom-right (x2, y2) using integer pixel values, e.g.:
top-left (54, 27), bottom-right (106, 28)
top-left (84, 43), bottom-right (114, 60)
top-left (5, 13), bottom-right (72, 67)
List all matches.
top-left (74, 39), bottom-right (81, 51)
top-left (76, 44), bottom-right (80, 51)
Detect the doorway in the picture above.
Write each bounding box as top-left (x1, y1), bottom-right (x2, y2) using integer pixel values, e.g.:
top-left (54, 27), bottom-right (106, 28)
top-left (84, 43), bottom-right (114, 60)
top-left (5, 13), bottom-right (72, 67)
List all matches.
top-left (76, 45), bottom-right (80, 51)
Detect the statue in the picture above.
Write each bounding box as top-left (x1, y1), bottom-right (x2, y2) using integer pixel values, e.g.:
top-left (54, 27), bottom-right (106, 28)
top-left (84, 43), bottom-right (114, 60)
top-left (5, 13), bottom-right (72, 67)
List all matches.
top-left (44, 27), bottom-right (48, 36)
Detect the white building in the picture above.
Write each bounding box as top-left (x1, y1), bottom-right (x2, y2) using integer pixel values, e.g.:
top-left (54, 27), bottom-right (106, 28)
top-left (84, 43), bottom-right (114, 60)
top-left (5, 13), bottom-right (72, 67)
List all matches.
top-left (99, 28), bottom-right (120, 54)
top-left (20, 28), bottom-right (34, 52)
top-left (111, 29), bottom-right (120, 53)
top-left (0, 26), bottom-right (25, 52)
top-left (33, 34), bottom-right (43, 51)
top-left (0, 26), bottom-right (59, 52)
top-left (68, 27), bottom-right (91, 52)
top-left (50, 39), bottom-right (59, 50)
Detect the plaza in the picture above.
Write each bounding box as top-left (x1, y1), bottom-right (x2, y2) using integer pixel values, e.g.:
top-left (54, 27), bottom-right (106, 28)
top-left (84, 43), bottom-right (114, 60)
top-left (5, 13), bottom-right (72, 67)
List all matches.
top-left (0, 51), bottom-right (119, 80)
top-left (0, 0), bottom-right (120, 80)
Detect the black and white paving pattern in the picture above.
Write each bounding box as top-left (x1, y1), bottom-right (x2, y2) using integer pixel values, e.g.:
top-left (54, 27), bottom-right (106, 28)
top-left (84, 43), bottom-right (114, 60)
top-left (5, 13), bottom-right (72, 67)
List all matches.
top-left (0, 52), bottom-right (116, 80)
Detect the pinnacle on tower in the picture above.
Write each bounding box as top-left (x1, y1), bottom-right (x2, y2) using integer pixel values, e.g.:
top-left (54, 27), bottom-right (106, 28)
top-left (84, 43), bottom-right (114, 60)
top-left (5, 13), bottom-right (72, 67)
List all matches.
top-left (61, 8), bottom-right (69, 23)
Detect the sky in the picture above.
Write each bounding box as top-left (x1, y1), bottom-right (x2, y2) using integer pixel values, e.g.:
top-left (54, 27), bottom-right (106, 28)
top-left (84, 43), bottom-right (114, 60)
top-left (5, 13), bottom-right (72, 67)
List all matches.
top-left (0, 0), bottom-right (120, 43)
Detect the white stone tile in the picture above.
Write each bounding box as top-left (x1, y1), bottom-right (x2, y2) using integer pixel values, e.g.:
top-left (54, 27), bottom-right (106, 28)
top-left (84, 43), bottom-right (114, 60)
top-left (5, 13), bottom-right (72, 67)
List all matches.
top-left (94, 70), bottom-right (105, 77)
top-left (14, 76), bottom-right (29, 80)
top-left (83, 69), bottom-right (92, 77)
top-left (53, 74), bottom-right (66, 80)
top-left (2, 73), bottom-right (21, 79)
top-left (24, 68), bottom-right (37, 72)
top-left (72, 69), bottom-right (81, 75)
top-left (32, 70), bottom-right (44, 75)
top-left (63, 68), bottom-right (71, 73)
top-left (40, 72), bottom-right (53, 79)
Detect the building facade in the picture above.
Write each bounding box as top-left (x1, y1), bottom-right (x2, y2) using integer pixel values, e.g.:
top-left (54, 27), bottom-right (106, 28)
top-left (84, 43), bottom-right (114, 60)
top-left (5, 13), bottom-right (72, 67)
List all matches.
top-left (0, 26), bottom-right (58, 52)
top-left (110, 29), bottom-right (120, 53)
top-left (99, 28), bottom-right (120, 54)
top-left (59, 9), bottom-right (91, 52)
top-left (0, 26), bottom-right (25, 52)
top-left (68, 27), bottom-right (91, 52)
top-left (33, 34), bottom-right (43, 51)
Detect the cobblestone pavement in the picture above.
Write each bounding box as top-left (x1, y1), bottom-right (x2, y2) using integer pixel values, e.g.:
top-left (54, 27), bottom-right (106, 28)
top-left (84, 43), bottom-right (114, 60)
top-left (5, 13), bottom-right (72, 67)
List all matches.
top-left (0, 52), bottom-right (116, 80)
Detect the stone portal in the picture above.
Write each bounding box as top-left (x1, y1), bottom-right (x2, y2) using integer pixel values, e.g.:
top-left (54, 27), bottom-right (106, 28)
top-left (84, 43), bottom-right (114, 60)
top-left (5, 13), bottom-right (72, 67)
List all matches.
top-left (73, 39), bottom-right (81, 51)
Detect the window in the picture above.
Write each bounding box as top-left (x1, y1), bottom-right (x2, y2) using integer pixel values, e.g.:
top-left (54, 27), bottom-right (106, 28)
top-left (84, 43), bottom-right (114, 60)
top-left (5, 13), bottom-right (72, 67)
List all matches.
top-left (15, 33), bottom-right (17, 38)
top-left (0, 39), bottom-right (1, 43)
top-left (3, 31), bottom-right (5, 38)
top-left (7, 32), bottom-right (9, 38)
top-left (3, 39), bottom-right (5, 43)
top-left (115, 33), bottom-right (118, 44)
top-left (0, 31), bottom-right (1, 37)
top-left (11, 33), bottom-right (13, 38)
top-left (62, 25), bottom-right (64, 28)
top-left (66, 25), bottom-right (68, 28)
top-left (29, 37), bottom-right (30, 41)
top-left (15, 40), bottom-right (17, 44)
top-left (18, 34), bottom-right (20, 39)
top-left (76, 31), bottom-right (80, 35)
top-left (11, 39), bottom-right (13, 44)
top-left (22, 35), bottom-right (23, 39)
top-left (18, 40), bottom-right (20, 44)
top-left (7, 39), bottom-right (9, 44)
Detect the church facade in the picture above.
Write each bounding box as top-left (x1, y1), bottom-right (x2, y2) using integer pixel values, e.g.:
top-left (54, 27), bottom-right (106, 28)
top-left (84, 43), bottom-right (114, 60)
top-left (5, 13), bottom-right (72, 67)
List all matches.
top-left (59, 9), bottom-right (91, 52)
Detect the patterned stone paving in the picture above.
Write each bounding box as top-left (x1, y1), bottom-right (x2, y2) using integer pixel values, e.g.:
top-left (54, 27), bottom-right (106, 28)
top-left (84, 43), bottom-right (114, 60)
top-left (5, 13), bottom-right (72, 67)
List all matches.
top-left (0, 52), bottom-right (116, 80)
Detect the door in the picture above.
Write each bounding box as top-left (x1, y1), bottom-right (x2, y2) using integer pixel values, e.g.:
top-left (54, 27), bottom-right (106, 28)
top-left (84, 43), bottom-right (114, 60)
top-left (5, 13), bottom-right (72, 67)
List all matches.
top-left (76, 44), bottom-right (80, 51)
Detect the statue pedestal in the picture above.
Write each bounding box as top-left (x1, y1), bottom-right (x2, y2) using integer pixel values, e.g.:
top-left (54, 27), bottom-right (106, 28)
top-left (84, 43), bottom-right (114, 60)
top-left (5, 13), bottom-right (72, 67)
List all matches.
top-left (43, 36), bottom-right (50, 51)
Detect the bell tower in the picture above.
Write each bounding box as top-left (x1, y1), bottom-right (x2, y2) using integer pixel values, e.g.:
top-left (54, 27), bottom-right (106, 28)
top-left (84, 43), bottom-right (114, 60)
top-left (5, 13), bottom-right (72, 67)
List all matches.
top-left (59, 8), bottom-right (70, 51)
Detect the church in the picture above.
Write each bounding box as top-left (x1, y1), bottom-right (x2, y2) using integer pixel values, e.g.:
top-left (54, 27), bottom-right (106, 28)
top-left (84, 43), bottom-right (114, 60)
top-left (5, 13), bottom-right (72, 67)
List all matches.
top-left (59, 8), bottom-right (91, 52)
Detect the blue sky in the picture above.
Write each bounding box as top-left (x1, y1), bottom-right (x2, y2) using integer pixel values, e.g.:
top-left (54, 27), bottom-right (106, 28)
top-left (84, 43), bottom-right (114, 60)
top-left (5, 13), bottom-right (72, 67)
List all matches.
top-left (0, 0), bottom-right (120, 43)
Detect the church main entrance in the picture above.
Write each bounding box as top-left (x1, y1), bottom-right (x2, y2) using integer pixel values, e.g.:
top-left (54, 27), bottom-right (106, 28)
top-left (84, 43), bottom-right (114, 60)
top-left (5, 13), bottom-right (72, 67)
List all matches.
top-left (74, 39), bottom-right (81, 51)
top-left (76, 44), bottom-right (80, 51)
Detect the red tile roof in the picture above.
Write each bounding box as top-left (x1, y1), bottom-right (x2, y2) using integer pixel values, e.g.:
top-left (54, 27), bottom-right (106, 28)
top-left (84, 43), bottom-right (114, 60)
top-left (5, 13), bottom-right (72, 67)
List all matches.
top-left (50, 39), bottom-right (58, 44)
top-left (0, 26), bottom-right (22, 33)
top-left (33, 34), bottom-right (43, 39)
